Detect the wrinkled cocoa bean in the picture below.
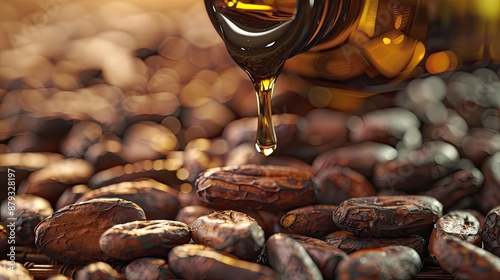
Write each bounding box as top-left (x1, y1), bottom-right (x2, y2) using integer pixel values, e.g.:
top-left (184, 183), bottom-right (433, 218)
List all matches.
top-left (168, 244), bottom-right (278, 280)
top-left (99, 220), bottom-right (191, 260)
top-left (196, 165), bottom-right (318, 211)
top-left (191, 210), bottom-right (265, 261)
top-left (280, 205), bottom-right (339, 237)
top-left (333, 195), bottom-right (442, 238)
top-left (35, 198), bottom-right (146, 264)
top-left (335, 246), bottom-right (422, 280)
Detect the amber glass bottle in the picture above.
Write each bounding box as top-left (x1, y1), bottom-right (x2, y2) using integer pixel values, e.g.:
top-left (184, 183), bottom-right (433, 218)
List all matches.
top-left (205, 0), bottom-right (500, 154)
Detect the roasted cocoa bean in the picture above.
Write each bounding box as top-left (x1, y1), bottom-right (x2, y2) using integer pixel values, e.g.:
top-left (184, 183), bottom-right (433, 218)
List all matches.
top-left (121, 121), bottom-right (178, 163)
top-left (322, 230), bottom-right (427, 259)
top-left (55, 184), bottom-right (92, 210)
top-left (15, 208), bottom-right (44, 246)
top-left (60, 121), bottom-right (103, 158)
top-left (175, 205), bottom-right (215, 227)
top-left (280, 205), bottom-right (339, 237)
top-left (225, 143), bottom-right (313, 172)
top-left (191, 210), bottom-right (265, 261)
top-left (312, 142), bottom-right (397, 178)
top-left (195, 165), bottom-right (318, 211)
top-left (18, 158), bottom-right (94, 207)
top-left (168, 244), bottom-right (278, 280)
top-left (265, 233), bottom-right (323, 280)
top-left (99, 220), bottom-right (191, 260)
top-left (483, 206), bottom-right (500, 257)
top-left (430, 234), bottom-right (500, 279)
top-left (125, 258), bottom-right (178, 280)
top-left (75, 262), bottom-right (121, 280)
top-left (84, 133), bottom-right (128, 173)
top-left (77, 179), bottom-right (180, 220)
top-left (429, 210), bottom-right (482, 258)
top-left (288, 234), bottom-right (348, 280)
top-left (0, 153), bottom-right (65, 200)
top-left (476, 152), bottom-right (500, 214)
top-left (333, 195), bottom-right (443, 238)
top-left (88, 158), bottom-right (186, 189)
top-left (421, 165), bottom-right (483, 211)
top-left (373, 141), bottom-right (459, 192)
top-left (460, 128), bottom-right (500, 167)
top-left (335, 246), bottom-right (422, 280)
top-left (315, 166), bottom-right (377, 205)
top-left (35, 198), bottom-right (146, 264)
top-left (1, 194), bottom-right (53, 222)
top-left (348, 108), bottom-right (420, 145)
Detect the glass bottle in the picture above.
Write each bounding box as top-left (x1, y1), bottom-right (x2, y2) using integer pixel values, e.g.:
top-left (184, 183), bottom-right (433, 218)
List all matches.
top-left (204, 0), bottom-right (500, 155)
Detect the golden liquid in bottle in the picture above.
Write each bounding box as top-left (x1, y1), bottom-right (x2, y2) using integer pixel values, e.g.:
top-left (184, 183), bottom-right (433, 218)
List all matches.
top-left (204, 0), bottom-right (331, 156)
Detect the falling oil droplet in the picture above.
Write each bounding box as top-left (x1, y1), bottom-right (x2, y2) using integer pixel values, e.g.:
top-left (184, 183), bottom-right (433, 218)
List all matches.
top-left (255, 77), bottom-right (277, 156)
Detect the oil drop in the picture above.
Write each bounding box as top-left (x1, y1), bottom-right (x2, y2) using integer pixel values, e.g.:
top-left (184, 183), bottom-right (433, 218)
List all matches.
top-left (255, 77), bottom-right (277, 156)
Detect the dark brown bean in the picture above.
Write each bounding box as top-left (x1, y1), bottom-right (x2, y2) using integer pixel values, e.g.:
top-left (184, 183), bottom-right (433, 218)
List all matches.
top-left (61, 121), bottom-right (103, 158)
top-left (483, 206), bottom-right (500, 257)
top-left (429, 210), bottom-right (482, 255)
top-left (88, 158), bottom-right (185, 189)
top-left (373, 141), bottom-right (459, 192)
top-left (191, 210), bottom-right (265, 261)
top-left (75, 262), bottom-right (121, 280)
top-left (265, 233), bottom-right (323, 280)
top-left (125, 258), bottom-right (178, 280)
top-left (460, 129), bottom-right (500, 167)
top-left (121, 121), bottom-right (178, 163)
top-left (476, 152), bottom-right (500, 214)
top-left (288, 234), bottom-right (348, 280)
top-left (195, 165), bottom-right (318, 211)
top-left (322, 230), bottom-right (427, 259)
top-left (430, 234), bottom-right (500, 279)
top-left (35, 198), bottom-right (146, 264)
top-left (421, 111), bottom-right (468, 147)
top-left (175, 205), bottom-right (215, 227)
top-left (99, 220), bottom-right (191, 260)
top-left (280, 205), bottom-right (339, 237)
top-left (312, 142), bottom-right (397, 178)
top-left (55, 184), bottom-right (92, 210)
top-left (84, 133), bottom-right (128, 173)
top-left (225, 143), bottom-right (313, 172)
top-left (77, 179), bottom-right (180, 220)
top-left (15, 208), bottom-right (44, 246)
top-left (348, 108), bottom-right (420, 145)
top-left (168, 244), bottom-right (278, 280)
top-left (18, 158), bottom-right (94, 207)
top-left (1, 194), bottom-right (53, 221)
top-left (421, 164), bottom-right (483, 211)
top-left (333, 195), bottom-right (443, 238)
top-left (300, 109), bottom-right (349, 153)
top-left (0, 153), bottom-right (65, 202)
top-left (315, 166), bottom-right (377, 205)
top-left (335, 246), bottom-right (422, 280)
